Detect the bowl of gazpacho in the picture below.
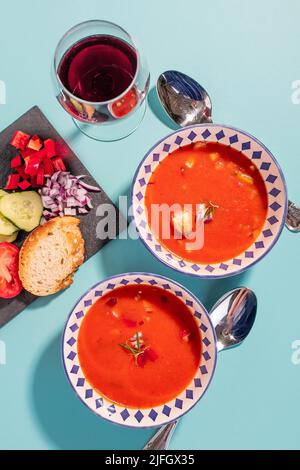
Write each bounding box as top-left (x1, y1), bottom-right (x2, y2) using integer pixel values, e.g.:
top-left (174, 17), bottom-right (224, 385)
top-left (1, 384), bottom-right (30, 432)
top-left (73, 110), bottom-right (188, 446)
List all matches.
top-left (132, 124), bottom-right (287, 277)
top-left (62, 273), bottom-right (217, 427)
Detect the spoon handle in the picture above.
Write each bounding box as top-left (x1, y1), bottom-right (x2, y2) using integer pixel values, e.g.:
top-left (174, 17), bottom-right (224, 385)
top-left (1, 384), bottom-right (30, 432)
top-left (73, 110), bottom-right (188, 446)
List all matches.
top-left (143, 421), bottom-right (178, 450)
top-left (286, 200), bottom-right (300, 232)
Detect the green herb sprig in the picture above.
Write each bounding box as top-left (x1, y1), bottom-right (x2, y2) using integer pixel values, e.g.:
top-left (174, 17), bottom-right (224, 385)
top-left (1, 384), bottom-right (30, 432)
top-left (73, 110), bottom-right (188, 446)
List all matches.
top-left (119, 332), bottom-right (145, 365)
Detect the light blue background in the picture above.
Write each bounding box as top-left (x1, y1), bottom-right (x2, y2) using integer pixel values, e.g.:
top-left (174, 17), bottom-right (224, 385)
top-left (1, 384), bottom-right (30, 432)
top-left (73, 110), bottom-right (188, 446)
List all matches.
top-left (0, 0), bottom-right (299, 450)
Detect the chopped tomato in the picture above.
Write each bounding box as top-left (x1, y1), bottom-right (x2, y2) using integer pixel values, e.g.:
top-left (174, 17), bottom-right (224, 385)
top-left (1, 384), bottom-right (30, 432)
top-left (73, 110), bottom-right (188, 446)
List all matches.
top-left (5, 174), bottom-right (20, 190)
top-left (44, 139), bottom-right (56, 158)
top-left (52, 157), bottom-right (66, 172)
top-left (43, 158), bottom-right (54, 176)
top-left (36, 168), bottom-right (44, 186)
top-left (24, 156), bottom-right (40, 176)
top-left (122, 318), bottom-right (138, 328)
top-left (145, 347), bottom-right (158, 362)
top-left (20, 148), bottom-right (36, 158)
top-left (27, 134), bottom-right (43, 151)
top-left (0, 243), bottom-right (23, 298)
top-left (10, 131), bottom-right (30, 150)
top-left (7, 131), bottom-right (66, 189)
top-left (11, 155), bottom-right (22, 169)
top-left (109, 88), bottom-right (138, 118)
top-left (18, 180), bottom-right (31, 190)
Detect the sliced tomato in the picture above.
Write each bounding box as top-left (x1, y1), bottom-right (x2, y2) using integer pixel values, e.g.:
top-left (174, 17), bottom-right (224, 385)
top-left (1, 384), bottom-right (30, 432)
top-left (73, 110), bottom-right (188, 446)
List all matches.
top-left (0, 243), bottom-right (23, 298)
top-left (109, 88), bottom-right (138, 118)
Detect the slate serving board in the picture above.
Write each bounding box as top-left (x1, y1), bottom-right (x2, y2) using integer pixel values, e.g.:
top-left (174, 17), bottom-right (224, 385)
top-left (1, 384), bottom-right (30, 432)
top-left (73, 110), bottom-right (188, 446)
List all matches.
top-left (0, 106), bottom-right (122, 328)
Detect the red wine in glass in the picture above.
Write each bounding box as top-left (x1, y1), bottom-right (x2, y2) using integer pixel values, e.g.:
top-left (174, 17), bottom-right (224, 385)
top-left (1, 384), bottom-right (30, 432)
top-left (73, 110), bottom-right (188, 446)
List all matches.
top-left (58, 35), bottom-right (137, 103)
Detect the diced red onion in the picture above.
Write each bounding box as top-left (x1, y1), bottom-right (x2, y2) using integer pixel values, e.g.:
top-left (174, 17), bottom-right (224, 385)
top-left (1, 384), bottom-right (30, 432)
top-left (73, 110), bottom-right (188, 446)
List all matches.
top-left (38, 171), bottom-right (100, 219)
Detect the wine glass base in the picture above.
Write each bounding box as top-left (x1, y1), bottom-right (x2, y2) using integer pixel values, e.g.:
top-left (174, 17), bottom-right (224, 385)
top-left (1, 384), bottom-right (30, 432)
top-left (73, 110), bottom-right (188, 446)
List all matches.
top-left (72, 100), bottom-right (147, 142)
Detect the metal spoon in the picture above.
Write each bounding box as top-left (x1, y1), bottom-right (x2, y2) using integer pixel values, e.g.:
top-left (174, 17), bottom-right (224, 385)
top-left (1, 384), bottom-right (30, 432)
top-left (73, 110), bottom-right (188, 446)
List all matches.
top-left (157, 70), bottom-right (212, 127)
top-left (143, 287), bottom-right (257, 451)
top-left (157, 70), bottom-right (300, 232)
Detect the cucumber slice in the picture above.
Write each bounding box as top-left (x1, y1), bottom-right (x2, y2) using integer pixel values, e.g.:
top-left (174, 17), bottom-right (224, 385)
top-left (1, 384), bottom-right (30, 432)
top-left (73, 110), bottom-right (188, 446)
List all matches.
top-left (0, 231), bottom-right (18, 243)
top-left (0, 191), bottom-right (43, 232)
top-left (0, 212), bottom-right (19, 235)
top-left (0, 190), bottom-right (8, 198)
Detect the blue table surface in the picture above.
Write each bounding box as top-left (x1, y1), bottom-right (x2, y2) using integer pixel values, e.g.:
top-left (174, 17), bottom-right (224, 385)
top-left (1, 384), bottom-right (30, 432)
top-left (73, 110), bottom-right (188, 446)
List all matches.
top-left (0, 0), bottom-right (300, 450)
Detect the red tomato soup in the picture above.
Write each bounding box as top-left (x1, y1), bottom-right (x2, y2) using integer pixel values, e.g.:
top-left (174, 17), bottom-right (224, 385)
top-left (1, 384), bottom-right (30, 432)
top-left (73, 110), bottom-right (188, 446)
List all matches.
top-left (77, 284), bottom-right (201, 408)
top-left (145, 142), bottom-right (268, 264)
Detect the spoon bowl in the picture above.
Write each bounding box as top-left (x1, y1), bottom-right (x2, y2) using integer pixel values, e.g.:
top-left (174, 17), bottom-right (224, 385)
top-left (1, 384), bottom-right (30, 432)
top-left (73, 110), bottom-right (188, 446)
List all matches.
top-left (144, 286), bottom-right (257, 450)
top-left (157, 70), bottom-right (212, 127)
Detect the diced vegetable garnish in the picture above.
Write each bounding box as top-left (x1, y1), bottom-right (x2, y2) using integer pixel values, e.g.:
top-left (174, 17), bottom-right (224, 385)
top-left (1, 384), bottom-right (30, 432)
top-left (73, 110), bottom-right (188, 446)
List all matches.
top-left (11, 155), bottom-right (22, 169)
top-left (119, 331), bottom-right (158, 368)
top-left (39, 171), bottom-right (100, 219)
top-left (10, 131), bottom-right (30, 150)
top-left (44, 139), bottom-right (56, 158)
top-left (237, 172), bottom-right (254, 185)
top-left (20, 148), bottom-right (36, 158)
top-left (24, 156), bottom-right (40, 176)
top-left (34, 148), bottom-right (47, 160)
top-left (36, 168), bottom-right (44, 187)
top-left (5, 174), bottom-right (20, 190)
top-left (197, 201), bottom-right (219, 223)
top-left (43, 158), bottom-right (54, 176)
top-left (52, 157), bottom-right (66, 172)
top-left (18, 180), bottom-right (31, 191)
top-left (122, 318), bottom-right (138, 328)
top-left (27, 134), bottom-right (43, 151)
top-left (6, 132), bottom-right (67, 190)
top-left (144, 348), bottom-right (158, 362)
top-left (185, 158), bottom-right (195, 168)
top-left (15, 165), bottom-right (28, 180)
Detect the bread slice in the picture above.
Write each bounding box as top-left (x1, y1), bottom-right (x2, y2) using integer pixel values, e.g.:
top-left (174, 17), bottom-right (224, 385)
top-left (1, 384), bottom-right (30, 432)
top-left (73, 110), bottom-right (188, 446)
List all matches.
top-left (19, 216), bottom-right (85, 296)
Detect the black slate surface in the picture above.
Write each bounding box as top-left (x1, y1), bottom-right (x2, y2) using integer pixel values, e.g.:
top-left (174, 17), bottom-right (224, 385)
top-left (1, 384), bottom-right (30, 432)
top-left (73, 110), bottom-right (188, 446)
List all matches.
top-left (0, 106), bottom-right (123, 327)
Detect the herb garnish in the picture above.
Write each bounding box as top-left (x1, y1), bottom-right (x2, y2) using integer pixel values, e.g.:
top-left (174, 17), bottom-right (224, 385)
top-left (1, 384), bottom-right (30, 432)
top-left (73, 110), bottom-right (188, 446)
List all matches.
top-left (197, 201), bottom-right (219, 223)
top-left (119, 332), bottom-right (146, 365)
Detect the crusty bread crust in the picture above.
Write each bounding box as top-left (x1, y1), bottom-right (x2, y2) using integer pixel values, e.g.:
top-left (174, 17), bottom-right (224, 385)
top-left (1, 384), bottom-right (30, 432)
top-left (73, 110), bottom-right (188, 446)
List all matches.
top-left (19, 216), bottom-right (85, 296)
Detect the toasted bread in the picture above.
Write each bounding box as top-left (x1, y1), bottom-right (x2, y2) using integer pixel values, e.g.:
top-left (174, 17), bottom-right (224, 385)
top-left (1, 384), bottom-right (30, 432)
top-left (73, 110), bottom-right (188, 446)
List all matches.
top-left (19, 216), bottom-right (85, 296)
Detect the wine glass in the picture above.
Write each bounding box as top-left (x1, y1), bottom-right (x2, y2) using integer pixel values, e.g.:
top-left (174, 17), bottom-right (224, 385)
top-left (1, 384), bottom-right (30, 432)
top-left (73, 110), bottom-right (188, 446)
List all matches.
top-left (53, 20), bottom-right (150, 141)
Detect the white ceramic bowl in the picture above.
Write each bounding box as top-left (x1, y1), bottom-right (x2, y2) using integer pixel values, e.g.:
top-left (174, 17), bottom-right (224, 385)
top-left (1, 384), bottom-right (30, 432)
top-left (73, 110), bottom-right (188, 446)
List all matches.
top-left (62, 272), bottom-right (217, 428)
top-left (132, 124), bottom-right (287, 278)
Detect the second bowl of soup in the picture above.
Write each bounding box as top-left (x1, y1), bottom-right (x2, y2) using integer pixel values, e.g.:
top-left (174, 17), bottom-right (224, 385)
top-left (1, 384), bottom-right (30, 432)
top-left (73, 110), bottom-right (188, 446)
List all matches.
top-left (62, 272), bottom-right (217, 428)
